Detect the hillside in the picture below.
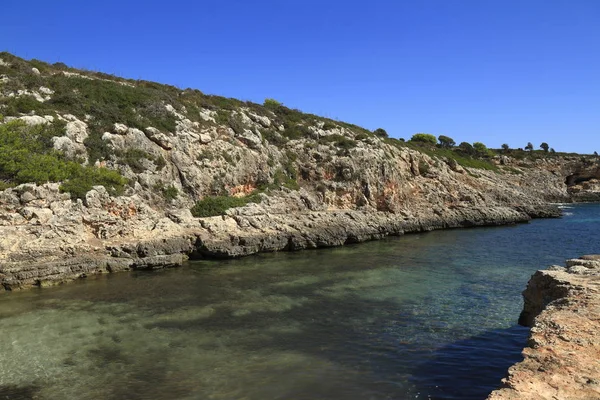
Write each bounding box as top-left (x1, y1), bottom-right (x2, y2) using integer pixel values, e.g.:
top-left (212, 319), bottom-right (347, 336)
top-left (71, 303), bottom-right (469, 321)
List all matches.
top-left (0, 52), bottom-right (598, 289)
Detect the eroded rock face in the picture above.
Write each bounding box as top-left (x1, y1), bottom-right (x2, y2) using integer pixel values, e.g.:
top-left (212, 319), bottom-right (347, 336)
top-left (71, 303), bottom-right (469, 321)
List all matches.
top-left (488, 256), bottom-right (600, 400)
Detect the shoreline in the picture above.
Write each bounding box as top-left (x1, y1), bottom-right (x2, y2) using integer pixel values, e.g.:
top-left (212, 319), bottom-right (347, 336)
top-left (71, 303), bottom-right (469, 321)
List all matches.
top-left (0, 204), bottom-right (559, 290)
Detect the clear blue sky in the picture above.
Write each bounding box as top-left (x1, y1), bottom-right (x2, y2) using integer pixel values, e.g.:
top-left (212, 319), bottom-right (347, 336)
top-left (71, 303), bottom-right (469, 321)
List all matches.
top-left (2, 0), bottom-right (599, 153)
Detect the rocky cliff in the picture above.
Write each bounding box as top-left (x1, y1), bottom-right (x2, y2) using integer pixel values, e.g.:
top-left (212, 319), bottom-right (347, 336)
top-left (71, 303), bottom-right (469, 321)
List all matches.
top-left (488, 256), bottom-right (600, 400)
top-left (0, 53), bottom-right (595, 289)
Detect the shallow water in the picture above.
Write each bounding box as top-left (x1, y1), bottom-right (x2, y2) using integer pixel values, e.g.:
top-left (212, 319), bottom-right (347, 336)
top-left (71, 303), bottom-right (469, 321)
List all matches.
top-left (1, 203), bottom-right (599, 400)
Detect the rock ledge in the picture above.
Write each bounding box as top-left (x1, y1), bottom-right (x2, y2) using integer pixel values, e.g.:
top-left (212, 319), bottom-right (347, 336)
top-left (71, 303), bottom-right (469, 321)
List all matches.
top-left (488, 255), bottom-right (600, 400)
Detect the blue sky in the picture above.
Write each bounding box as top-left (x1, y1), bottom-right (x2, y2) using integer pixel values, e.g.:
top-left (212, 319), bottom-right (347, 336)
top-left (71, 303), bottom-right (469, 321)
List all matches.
top-left (2, 0), bottom-right (599, 153)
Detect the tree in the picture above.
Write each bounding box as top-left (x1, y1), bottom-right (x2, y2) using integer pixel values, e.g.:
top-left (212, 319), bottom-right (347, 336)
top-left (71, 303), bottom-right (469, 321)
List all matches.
top-left (373, 128), bottom-right (388, 138)
top-left (458, 142), bottom-right (474, 155)
top-left (438, 135), bottom-right (456, 148)
top-left (501, 143), bottom-right (510, 153)
top-left (550, 148), bottom-right (556, 154)
top-left (540, 142), bottom-right (549, 153)
top-left (410, 133), bottom-right (437, 145)
top-left (594, 151), bottom-right (598, 157)
top-left (525, 142), bottom-right (534, 151)
top-left (473, 142), bottom-right (488, 155)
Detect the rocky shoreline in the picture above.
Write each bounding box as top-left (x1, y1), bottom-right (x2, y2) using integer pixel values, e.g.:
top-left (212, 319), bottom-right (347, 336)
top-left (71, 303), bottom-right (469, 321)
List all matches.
top-left (488, 255), bottom-right (600, 400)
top-left (0, 197), bottom-right (559, 290)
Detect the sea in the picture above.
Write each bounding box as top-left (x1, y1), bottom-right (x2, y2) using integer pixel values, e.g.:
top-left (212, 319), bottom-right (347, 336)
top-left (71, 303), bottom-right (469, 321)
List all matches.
top-left (0, 203), bottom-right (598, 400)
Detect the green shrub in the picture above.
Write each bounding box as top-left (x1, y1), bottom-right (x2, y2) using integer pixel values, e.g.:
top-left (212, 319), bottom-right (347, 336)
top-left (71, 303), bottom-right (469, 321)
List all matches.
top-left (322, 121), bottom-right (337, 130)
top-left (154, 155), bottom-right (166, 170)
top-left (153, 184), bottom-right (178, 200)
top-left (59, 167), bottom-right (127, 199)
top-left (190, 193), bottom-right (262, 217)
top-left (458, 142), bottom-right (474, 155)
top-left (162, 185), bottom-right (178, 200)
top-left (273, 168), bottom-right (299, 190)
top-left (263, 98), bottom-right (282, 108)
top-left (410, 133), bottom-right (437, 145)
top-left (473, 142), bottom-right (488, 155)
top-left (1, 95), bottom-right (50, 115)
top-left (119, 149), bottom-right (152, 173)
top-left (282, 124), bottom-right (311, 140)
top-left (373, 128), bottom-right (388, 138)
top-left (117, 149), bottom-right (165, 172)
top-left (0, 120), bottom-right (127, 199)
top-left (319, 134), bottom-right (356, 150)
top-left (228, 114), bottom-right (246, 135)
top-left (84, 127), bottom-right (114, 162)
top-left (262, 129), bottom-right (288, 146)
top-left (215, 110), bottom-right (229, 125)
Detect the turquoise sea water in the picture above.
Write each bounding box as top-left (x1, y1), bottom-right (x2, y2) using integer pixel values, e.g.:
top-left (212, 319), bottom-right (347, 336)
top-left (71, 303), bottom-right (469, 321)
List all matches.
top-left (0, 203), bottom-right (598, 400)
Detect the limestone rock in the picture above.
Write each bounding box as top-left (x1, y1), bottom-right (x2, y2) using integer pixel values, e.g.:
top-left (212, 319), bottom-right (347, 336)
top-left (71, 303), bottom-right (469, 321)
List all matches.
top-left (66, 119), bottom-right (88, 143)
top-left (145, 127), bottom-right (173, 150)
top-left (489, 256), bottom-right (600, 399)
top-left (113, 123), bottom-right (129, 135)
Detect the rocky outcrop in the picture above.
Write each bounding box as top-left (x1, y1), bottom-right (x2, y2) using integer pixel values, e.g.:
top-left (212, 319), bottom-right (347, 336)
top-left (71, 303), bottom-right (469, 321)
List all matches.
top-left (566, 161), bottom-right (600, 201)
top-left (488, 256), bottom-right (600, 400)
top-left (0, 179), bottom-right (559, 290)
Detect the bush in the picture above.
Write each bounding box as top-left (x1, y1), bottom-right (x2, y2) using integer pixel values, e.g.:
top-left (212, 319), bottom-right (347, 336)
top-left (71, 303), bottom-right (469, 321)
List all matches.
top-left (262, 129), bottom-right (288, 146)
top-left (373, 128), bottom-right (388, 138)
top-left (119, 149), bottom-right (152, 173)
top-left (458, 142), bottom-right (474, 155)
top-left (0, 120), bottom-right (127, 198)
top-left (263, 98), bottom-right (282, 108)
top-left (319, 134), bottom-right (356, 150)
top-left (282, 124), bottom-right (311, 140)
top-left (1, 95), bottom-right (49, 115)
top-left (322, 121), bottom-right (337, 130)
top-left (84, 127), bottom-right (114, 163)
top-left (410, 133), bottom-right (437, 145)
top-left (473, 142), bottom-right (488, 155)
top-left (190, 193), bottom-right (262, 217)
top-left (273, 168), bottom-right (299, 190)
top-left (59, 167), bottom-right (127, 199)
top-left (154, 184), bottom-right (178, 200)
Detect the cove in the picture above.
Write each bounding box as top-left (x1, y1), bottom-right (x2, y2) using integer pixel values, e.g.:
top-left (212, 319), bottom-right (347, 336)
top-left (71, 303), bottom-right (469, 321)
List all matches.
top-left (0, 203), bottom-right (598, 400)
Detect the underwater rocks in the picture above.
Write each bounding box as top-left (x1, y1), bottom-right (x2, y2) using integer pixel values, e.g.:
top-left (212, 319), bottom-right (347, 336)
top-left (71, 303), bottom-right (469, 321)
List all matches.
top-left (488, 256), bottom-right (600, 400)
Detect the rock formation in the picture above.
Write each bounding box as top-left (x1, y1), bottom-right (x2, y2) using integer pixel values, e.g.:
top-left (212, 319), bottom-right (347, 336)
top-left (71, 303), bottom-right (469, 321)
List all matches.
top-left (487, 256), bottom-right (600, 400)
top-left (0, 52), bottom-right (596, 289)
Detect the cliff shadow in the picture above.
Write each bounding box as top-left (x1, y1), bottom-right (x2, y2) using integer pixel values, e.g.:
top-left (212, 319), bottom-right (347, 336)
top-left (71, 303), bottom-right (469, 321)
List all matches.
top-left (409, 325), bottom-right (529, 399)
